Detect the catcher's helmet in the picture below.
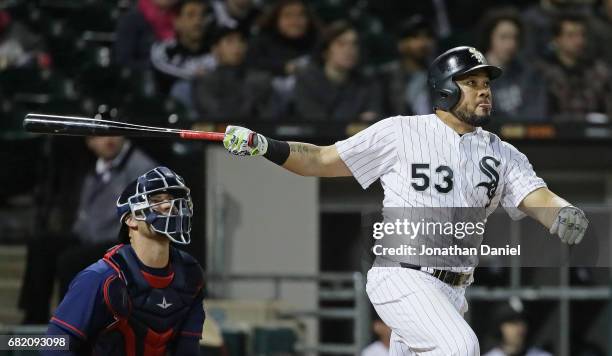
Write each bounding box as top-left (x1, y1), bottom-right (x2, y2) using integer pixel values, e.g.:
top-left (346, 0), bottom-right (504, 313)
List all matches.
top-left (428, 46), bottom-right (502, 111)
top-left (117, 166), bottom-right (193, 245)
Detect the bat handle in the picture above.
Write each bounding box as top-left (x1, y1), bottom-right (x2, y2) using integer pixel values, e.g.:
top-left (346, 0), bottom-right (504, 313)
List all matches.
top-left (248, 133), bottom-right (258, 148)
top-left (179, 131), bottom-right (225, 141)
top-left (179, 129), bottom-right (259, 149)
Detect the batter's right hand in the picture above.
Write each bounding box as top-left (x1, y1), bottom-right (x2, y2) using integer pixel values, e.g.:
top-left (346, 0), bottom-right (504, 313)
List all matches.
top-left (549, 205), bottom-right (589, 245)
top-left (223, 125), bottom-right (268, 156)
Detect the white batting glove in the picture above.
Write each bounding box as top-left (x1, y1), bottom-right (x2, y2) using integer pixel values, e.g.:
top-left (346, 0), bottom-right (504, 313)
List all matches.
top-left (223, 125), bottom-right (268, 156)
top-left (549, 206), bottom-right (589, 245)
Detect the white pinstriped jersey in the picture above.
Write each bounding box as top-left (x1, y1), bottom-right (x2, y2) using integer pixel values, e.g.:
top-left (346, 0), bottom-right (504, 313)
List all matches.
top-left (336, 114), bottom-right (545, 217)
top-left (366, 266), bottom-right (479, 355)
top-left (335, 114), bottom-right (546, 271)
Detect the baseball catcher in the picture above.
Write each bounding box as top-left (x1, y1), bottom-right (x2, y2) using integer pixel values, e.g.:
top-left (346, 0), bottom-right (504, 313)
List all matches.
top-left (42, 166), bottom-right (205, 356)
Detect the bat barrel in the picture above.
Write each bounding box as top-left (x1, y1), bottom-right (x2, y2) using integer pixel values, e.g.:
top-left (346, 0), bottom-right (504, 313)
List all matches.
top-left (23, 113), bottom-right (224, 141)
top-left (24, 117), bottom-right (111, 136)
top-left (23, 113), bottom-right (180, 137)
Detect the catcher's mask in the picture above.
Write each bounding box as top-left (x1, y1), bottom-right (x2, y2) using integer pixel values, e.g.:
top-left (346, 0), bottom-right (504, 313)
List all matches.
top-left (117, 166), bottom-right (193, 245)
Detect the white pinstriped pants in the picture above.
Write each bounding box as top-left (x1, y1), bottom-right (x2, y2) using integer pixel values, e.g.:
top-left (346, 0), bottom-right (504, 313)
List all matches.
top-left (366, 267), bottom-right (479, 356)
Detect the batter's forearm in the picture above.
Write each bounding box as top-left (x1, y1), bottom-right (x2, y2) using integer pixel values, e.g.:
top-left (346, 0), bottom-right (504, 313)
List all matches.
top-left (533, 204), bottom-right (563, 230)
top-left (282, 142), bottom-right (325, 176)
top-left (223, 126), bottom-right (350, 177)
top-left (519, 188), bottom-right (571, 229)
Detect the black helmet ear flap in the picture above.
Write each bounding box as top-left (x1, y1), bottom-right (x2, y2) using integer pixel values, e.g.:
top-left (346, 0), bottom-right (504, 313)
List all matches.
top-left (431, 84), bottom-right (461, 111)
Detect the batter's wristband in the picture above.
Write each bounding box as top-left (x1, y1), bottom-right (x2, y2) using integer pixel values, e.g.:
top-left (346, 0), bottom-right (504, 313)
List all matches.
top-left (263, 137), bottom-right (290, 166)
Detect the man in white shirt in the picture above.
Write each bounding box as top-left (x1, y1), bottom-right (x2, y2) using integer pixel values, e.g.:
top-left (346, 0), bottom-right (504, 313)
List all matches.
top-left (222, 46), bottom-right (589, 355)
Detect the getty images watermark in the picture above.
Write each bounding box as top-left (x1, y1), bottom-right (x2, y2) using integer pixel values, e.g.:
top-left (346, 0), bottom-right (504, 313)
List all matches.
top-left (371, 219), bottom-right (520, 257)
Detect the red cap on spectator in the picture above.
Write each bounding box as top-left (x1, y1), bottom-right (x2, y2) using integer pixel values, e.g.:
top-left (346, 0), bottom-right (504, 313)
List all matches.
top-left (0, 11), bottom-right (12, 34)
top-left (38, 53), bottom-right (53, 70)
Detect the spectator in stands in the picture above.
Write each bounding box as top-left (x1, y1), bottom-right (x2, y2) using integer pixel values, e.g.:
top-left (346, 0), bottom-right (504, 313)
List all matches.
top-left (379, 15), bottom-right (435, 116)
top-left (590, 0), bottom-right (612, 65)
top-left (151, 0), bottom-right (216, 95)
top-left (211, 0), bottom-right (260, 36)
top-left (0, 10), bottom-right (46, 70)
top-left (521, 0), bottom-right (591, 60)
top-left (361, 314), bottom-right (391, 356)
top-left (246, 0), bottom-right (321, 117)
top-left (19, 136), bottom-right (156, 323)
top-left (114, 0), bottom-right (179, 69)
top-left (539, 13), bottom-right (612, 122)
top-left (483, 306), bottom-right (552, 356)
top-left (294, 21), bottom-right (382, 122)
top-left (479, 8), bottom-right (547, 121)
top-left (248, 0), bottom-right (319, 77)
top-left (367, 1), bottom-right (451, 40)
top-left (191, 27), bottom-right (274, 121)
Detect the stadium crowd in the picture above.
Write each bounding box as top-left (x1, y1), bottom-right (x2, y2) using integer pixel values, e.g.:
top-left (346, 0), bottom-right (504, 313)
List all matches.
top-left (0, 0), bottom-right (611, 126)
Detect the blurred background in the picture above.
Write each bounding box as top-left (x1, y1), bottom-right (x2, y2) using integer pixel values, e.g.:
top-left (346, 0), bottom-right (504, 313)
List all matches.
top-left (0, 0), bottom-right (611, 355)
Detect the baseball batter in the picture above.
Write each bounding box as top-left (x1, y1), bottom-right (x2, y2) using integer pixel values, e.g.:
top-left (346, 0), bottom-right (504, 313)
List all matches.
top-left (222, 46), bottom-right (589, 355)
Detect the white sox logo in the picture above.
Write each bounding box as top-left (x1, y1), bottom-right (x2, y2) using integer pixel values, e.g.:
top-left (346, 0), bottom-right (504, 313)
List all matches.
top-left (468, 47), bottom-right (485, 64)
top-left (475, 156), bottom-right (501, 207)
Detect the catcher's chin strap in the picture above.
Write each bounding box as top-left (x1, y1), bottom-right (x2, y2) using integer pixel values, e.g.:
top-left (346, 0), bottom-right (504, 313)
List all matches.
top-left (145, 211), bottom-right (158, 224)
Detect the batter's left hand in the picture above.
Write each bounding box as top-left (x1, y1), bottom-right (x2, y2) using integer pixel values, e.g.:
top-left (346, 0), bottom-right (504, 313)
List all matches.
top-left (223, 125), bottom-right (268, 156)
top-left (550, 206), bottom-right (589, 245)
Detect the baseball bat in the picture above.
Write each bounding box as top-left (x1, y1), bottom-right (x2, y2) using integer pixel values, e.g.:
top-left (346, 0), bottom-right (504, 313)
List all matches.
top-left (23, 113), bottom-right (226, 141)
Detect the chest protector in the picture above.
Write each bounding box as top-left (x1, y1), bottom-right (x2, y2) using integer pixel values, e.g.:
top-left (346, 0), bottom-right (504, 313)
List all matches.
top-left (95, 245), bottom-right (204, 356)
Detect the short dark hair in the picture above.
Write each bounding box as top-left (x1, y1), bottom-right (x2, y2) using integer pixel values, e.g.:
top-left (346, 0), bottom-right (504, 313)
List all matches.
top-left (552, 12), bottom-right (586, 37)
top-left (210, 26), bottom-right (243, 46)
top-left (316, 20), bottom-right (357, 63)
top-left (397, 15), bottom-right (434, 40)
top-left (118, 220), bottom-right (130, 244)
top-left (177, 0), bottom-right (207, 14)
top-left (257, 0), bottom-right (321, 39)
top-left (477, 7), bottom-right (523, 53)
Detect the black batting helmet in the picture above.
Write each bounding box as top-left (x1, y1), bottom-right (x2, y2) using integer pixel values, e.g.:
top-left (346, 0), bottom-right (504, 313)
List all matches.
top-left (427, 46), bottom-right (502, 111)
